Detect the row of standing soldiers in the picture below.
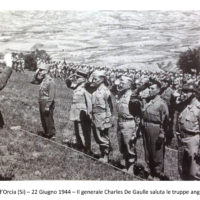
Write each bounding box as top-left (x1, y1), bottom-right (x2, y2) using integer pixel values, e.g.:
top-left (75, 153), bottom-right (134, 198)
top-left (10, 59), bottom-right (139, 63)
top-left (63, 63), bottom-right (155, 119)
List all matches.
top-left (32, 62), bottom-right (200, 181)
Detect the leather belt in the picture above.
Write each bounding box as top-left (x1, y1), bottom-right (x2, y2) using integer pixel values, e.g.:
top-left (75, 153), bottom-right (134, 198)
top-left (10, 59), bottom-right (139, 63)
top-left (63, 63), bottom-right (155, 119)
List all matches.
top-left (118, 117), bottom-right (134, 122)
top-left (182, 129), bottom-right (200, 137)
top-left (92, 107), bottom-right (106, 113)
top-left (143, 120), bottom-right (161, 125)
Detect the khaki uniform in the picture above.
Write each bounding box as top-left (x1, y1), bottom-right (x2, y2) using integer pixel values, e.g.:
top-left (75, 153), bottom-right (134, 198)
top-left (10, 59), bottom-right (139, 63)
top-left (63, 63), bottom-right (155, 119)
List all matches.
top-left (177, 97), bottom-right (200, 180)
top-left (69, 83), bottom-right (92, 151)
top-left (92, 83), bottom-right (113, 156)
top-left (116, 89), bottom-right (137, 168)
top-left (39, 75), bottom-right (56, 138)
top-left (142, 95), bottom-right (169, 176)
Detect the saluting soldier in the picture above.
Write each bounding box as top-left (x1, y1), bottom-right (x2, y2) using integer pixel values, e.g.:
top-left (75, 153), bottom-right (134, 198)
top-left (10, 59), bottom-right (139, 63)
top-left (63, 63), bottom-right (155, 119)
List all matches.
top-left (114, 76), bottom-right (137, 173)
top-left (141, 79), bottom-right (169, 180)
top-left (31, 63), bottom-right (56, 139)
top-left (90, 70), bottom-right (113, 163)
top-left (176, 83), bottom-right (200, 180)
top-left (66, 69), bottom-right (92, 154)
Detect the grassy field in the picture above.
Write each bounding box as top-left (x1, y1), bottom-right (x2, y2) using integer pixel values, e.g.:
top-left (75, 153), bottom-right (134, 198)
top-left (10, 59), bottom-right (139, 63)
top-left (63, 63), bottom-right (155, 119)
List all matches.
top-left (0, 71), bottom-right (180, 180)
top-left (0, 128), bottom-right (136, 180)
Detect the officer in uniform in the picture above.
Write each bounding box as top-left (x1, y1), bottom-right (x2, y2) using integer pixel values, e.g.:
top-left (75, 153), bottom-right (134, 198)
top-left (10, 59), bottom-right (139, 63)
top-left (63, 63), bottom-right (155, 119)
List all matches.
top-left (90, 70), bottom-right (113, 163)
top-left (66, 69), bottom-right (92, 154)
top-left (176, 83), bottom-right (200, 180)
top-left (142, 79), bottom-right (169, 180)
top-left (114, 76), bottom-right (137, 173)
top-left (31, 63), bottom-right (56, 139)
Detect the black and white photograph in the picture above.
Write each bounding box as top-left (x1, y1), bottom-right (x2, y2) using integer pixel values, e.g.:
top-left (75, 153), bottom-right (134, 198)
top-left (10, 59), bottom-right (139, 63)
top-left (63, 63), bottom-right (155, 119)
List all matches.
top-left (0, 8), bottom-right (200, 184)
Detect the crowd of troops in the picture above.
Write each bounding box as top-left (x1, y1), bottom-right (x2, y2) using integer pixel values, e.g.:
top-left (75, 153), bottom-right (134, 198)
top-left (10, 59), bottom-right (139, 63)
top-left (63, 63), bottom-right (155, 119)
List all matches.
top-left (1, 54), bottom-right (200, 181)
top-left (12, 54), bottom-right (25, 72)
top-left (31, 59), bottom-right (200, 181)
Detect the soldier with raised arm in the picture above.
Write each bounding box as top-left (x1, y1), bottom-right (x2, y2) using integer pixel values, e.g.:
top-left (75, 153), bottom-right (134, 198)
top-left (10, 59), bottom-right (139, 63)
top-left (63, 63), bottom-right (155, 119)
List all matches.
top-left (65, 69), bottom-right (92, 154)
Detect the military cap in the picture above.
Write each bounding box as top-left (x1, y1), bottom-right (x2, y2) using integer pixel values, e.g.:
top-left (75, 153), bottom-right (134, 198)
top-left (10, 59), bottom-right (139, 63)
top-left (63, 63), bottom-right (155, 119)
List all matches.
top-left (121, 75), bottom-right (133, 83)
top-left (141, 77), bottom-right (149, 84)
top-left (150, 78), bottom-right (162, 88)
top-left (114, 75), bottom-right (132, 86)
top-left (161, 77), bottom-right (172, 85)
top-left (182, 83), bottom-right (199, 94)
top-left (134, 79), bottom-right (141, 85)
top-left (187, 79), bottom-right (194, 84)
top-left (76, 69), bottom-right (88, 78)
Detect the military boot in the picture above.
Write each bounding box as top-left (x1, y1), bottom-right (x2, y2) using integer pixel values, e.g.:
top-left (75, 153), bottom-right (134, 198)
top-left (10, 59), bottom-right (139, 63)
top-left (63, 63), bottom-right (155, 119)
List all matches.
top-left (99, 154), bottom-right (109, 163)
top-left (120, 159), bottom-right (126, 167)
top-left (122, 160), bottom-right (134, 174)
top-left (127, 164), bottom-right (134, 175)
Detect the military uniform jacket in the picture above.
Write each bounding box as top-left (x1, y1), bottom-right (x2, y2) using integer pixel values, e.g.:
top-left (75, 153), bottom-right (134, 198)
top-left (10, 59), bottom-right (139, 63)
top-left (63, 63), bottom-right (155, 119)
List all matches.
top-left (178, 98), bottom-right (200, 136)
top-left (116, 89), bottom-right (133, 119)
top-left (69, 84), bottom-right (92, 121)
top-left (143, 95), bottom-right (169, 129)
top-left (92, 83), bottom-right (113, 129)
top-left (39, 75), bottom-right (56, 108)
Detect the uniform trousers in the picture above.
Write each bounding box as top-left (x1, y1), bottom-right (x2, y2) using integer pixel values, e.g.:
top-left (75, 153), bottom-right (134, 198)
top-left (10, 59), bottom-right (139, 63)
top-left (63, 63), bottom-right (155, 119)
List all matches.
top-left (178, 134), bottom-right (200, 180)
top-left (92, 125), bottom-right (110, 156)
top-left (142, 122), bottom-right (165, 176)
top-left (117, 119), bottom-right (137, 167)
top-left (74, 120), bottom-right (91, 152)
top-left (39, 100), bottom-right (55, 138)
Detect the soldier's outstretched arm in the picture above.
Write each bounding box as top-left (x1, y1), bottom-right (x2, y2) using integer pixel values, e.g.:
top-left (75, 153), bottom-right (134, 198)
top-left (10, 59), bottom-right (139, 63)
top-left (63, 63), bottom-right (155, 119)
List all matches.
top-left (136, 81), bottom-right (150, 95)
